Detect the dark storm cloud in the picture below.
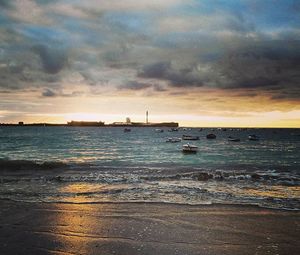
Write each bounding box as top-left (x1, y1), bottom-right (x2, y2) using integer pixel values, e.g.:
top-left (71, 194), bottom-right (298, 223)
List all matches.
top-left (235, 91), bottom-right (258, 98)
top-left (0, 49), bottom-right (63, 92)
top-left (119, 80), bottom-right (168, 92)
top-left (42, 88), bottom-right (56, 97)
top-left (153, 84), bottom-right (168, 92)
top-left (0, 0), bottom-right (300, 102)
top-left (270, 90), bottom-right (300, 101)
top-left (214, 41), bottom-right (300, 95)
top-left (139, 62), bottom-right (170, 79)
top-left (0, 0), bottom-right (12, 8)
top-left (138, 62), bottom-right (205, 87)
top-left (119, 81), bottom-right (151, 90)
top-left (33, 45), bottom-right (68, 74)
top-left (41, 88), bottom-right (85, 98)
top-left (136, 37), bottom-right (300, 100)
top-left (0, 60), bottom-right (27, 90)
top-left (33, 0), bottom-right (60, 5)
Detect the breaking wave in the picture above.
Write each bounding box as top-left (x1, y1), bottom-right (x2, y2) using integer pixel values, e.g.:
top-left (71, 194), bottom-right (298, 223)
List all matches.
top-left (0, 158), bottom-right (299, 186)
top-left (0, 158), bottom-right (69, 171)
top-left (0, 158), bottom-right (299, 210)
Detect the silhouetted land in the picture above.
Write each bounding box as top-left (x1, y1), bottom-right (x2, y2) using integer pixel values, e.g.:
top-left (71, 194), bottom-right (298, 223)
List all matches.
top-left (0, 121), bottom-right (179, 127)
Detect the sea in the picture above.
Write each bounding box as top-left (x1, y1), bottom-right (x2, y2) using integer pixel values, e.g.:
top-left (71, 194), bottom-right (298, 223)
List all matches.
top-left (0, 126), bottom-right (299, 210)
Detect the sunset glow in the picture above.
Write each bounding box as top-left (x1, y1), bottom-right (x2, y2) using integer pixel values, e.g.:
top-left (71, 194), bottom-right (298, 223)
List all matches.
top-left (0, 0), bottom-right (299, 127)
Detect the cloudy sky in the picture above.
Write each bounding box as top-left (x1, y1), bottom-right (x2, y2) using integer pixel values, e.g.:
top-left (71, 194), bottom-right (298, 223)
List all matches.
top-left (0, 0), bottom-right (299, 127)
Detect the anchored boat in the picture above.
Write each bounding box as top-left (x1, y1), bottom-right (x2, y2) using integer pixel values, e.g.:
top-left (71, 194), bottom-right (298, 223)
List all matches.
top-left (248, 134), bottom-right (259, 141)
top-left (228, 136), bottom-right (240, 142)
top-left (206, 133), bottom-right (216, 139)
top-left (168, 128), bottom-right (178, 132)
top-left (182, 144), bottom-right (198, 153)
top-left (166, 137), bottom-right (181, 143)
top-left (182, 135), bottom-right (200, 140)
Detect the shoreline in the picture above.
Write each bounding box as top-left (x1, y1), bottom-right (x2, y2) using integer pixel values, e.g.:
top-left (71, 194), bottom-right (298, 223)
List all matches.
top-left (0, 200), bottom-right (299, 255)
top-left (1, 198), bottom-right (299, 212)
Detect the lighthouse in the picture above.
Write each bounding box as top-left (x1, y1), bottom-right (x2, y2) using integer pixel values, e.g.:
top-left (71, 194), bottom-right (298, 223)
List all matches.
top-left (146, 111), bottom-right (149, 124)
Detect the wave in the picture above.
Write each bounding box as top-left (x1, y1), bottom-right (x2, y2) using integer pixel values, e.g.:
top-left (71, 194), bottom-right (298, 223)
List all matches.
top-left (0, 158), bottom-right (299, 186)
top-left (0, 171), bottom-right (297, 186)
top-left (0, 158), bottom-right (69, 171)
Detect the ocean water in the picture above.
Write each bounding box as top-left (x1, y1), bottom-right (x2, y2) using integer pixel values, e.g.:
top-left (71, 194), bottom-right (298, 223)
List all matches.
top-left (0, 126), bottom-right (299, 210)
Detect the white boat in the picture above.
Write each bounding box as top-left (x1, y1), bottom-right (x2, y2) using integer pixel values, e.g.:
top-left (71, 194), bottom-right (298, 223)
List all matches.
top-left (166, 137), bottom-right (181, 143)
top-left (228, 136), bottom-right (240, 142)
top-left (168, 128), bottom-right (178, 132)
top-left (155, 129), bottom-right (164, 133)
top-left (182, 144), bottom-right (198, 153)
top-left (182, 135), bottom-right (199, 140)
top-left (248, 134), bottom-right (259, 141)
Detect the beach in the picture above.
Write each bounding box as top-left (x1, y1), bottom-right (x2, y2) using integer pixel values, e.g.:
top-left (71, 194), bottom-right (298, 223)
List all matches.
top-left (0, 127), bottom-right (299, 254)
top-left (0, 200), bottom-right (299, 255)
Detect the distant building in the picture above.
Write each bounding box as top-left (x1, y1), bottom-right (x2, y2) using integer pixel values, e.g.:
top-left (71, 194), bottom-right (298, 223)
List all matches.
top-left (110, 122), bottom-right (178, 127)
top-left (67, 121), bottom-right (105, 127)
top-left (112, 121), bottom-right (132, 126)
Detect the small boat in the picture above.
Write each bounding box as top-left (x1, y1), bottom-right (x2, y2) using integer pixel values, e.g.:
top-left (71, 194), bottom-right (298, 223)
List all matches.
top-left (155, 129), bottom-right (164, 133)
top-left (182, 135), bottom-right (199, 140)
top-left (166, 137), bottom-right (181, 143)
top-left (248, 134), bottom-right (259, 141)
top-left (124, 128), bottom-right (131, 132)
top-left (182, 144), bottom-right (198, 153)
top-left (291, 132), bottom-right (300, 136)
top-left (228, 136), bottom-right (240, 142)
top-left (168, 128), bottom-right (178, 132)
top-left (198, 128), bottom-right (203, 132)
top-left (206, 133), bottom-right (216, 139)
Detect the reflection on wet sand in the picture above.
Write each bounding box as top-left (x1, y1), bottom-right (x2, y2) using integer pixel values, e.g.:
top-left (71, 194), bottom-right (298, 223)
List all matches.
top-left (238, 185), bottom-right (300, 199)
top-left (0, 200), bottom-right (299, 255)
top-left (59, 183), bottom-right (107, 203)
top-left (54, 183), bottom-right (109, 254)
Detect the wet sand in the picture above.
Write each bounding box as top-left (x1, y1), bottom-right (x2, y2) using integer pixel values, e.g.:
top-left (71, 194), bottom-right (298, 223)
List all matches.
top-left (0, 200), bottom-right (299, 255)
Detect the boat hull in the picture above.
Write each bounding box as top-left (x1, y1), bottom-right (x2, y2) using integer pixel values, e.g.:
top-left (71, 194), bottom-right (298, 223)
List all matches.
top-left (182, 144), bottom-right (198, 153)
top-left (166, 138), bottom-right (181, 143)
top-left (228, 138), bottom-right (240, 142)
top-left (182, 135), bottom-right (199, 140)
top-left (206, 134), bottom-right (216, 139)
top-left (248, 135), bottom-right (259, 141)
top-left (228, 136), bottom-right (240, 142)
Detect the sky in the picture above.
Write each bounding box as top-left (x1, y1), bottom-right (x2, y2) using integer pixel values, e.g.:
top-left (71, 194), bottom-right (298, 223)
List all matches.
top-left (0, 0), bottom-right (300, 127)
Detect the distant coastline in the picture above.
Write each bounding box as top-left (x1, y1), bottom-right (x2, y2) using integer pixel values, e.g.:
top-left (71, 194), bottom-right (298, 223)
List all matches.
top-left (0, 122), bottom-right (299, 129)
top-left (0, 120), bottom-right (179, 128)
